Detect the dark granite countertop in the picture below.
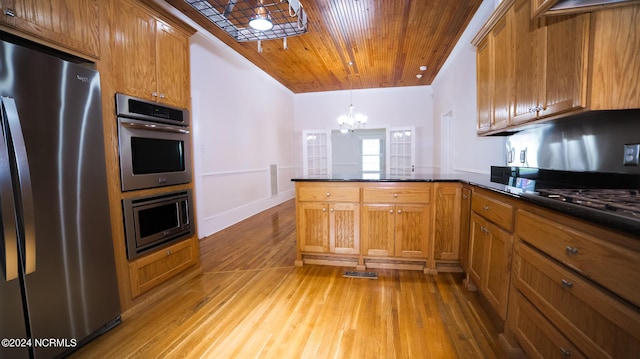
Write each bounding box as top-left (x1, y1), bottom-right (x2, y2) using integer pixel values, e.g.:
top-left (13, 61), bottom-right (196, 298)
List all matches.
top-left (291, 169), bottom-right (640, 237)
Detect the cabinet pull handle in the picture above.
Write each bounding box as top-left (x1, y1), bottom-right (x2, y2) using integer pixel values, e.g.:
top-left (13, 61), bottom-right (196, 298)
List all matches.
top-left (326, 192), bottom-right (330, 197)
top-left (482, 205), bottom-right (489, 211)
top-left (565, 246), bottom-right (579, 256)
top-left (4, 8), bottom-right (15, 17)
top-left (561, 279), bottom-right (574, 289)
top-left (560, 347), bottom-right (571, 357)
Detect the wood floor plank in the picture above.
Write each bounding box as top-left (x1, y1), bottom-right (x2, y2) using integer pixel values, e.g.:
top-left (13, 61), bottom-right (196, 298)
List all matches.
top-left (72, 199), bottom-right (506, 358)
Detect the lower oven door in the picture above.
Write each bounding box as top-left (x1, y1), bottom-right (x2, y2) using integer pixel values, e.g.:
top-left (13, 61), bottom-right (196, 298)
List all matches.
top-left (123, 190), bottom-right (194, 259)
top-left (118, 117), bottom-right (192, 191)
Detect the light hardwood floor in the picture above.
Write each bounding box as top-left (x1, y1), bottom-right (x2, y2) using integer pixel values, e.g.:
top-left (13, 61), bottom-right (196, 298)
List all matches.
top-left (73, 199), bottom-right (506, 358)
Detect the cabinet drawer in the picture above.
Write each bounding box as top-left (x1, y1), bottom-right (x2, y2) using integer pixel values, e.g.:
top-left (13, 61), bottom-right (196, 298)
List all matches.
top-left (297, 184), bottom-right (360, 202)
top-left (516, 209), bottom-right (640, 307)
top-left (512, 291), bottom-right (587, 359)
top-left (514, 243), bottom-right (640, 358)
top-left (129, 238), bottom-right (196, 298)
top-left (471, 191), bottom-right (514, 231)
top-left (363, 185), bottom-right (431, 204)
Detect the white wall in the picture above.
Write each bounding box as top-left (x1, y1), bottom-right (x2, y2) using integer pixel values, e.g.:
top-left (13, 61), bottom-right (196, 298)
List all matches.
top-left (188, 33), bottom-right (296, 238)
top-left (294, 86), bottom-right (435, 175)
top-left (431, 0), bottom-right (505, 174)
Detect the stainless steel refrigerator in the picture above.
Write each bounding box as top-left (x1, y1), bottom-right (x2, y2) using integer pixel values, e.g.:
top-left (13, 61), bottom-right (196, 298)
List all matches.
top-left (0, 35), bottom-right (120, 358)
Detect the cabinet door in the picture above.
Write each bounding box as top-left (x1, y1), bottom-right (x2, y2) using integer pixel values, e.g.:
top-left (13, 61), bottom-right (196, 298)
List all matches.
top-left (483, 221), bottom-right (513, 320)
top-left (361, 204), bottom-right (395, 257)
top-left (156, 19), bottom-right (190, 108)
top-left (329, 203), bottom-right (359, 255)
top-left (1, 0), bottom-right (100, 57)
top-left (512, 0), bottom-right (543, 124)
top-left (476, 36), bottom-right (492, 133)
top-left (395, 204), bottom-right (430, 258)
top-left (112, 0), bottom-right (158, 102)
top-left (491, 14), bottom-right (512, 130)
top-left (298, 202), bottom-right (329, 253)
top-left (459, 188), bottom-right (472, 271)
top-left (539, 12), bottom-right (589, 118)
top-left (468, 213), bottom-right (489, 287)
top-left (433, 183), bottom-right (461, 261)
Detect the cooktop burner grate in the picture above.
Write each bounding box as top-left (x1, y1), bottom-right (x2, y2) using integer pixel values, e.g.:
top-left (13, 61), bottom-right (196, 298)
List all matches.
top-left (537, 189), bottom-right (640, 218)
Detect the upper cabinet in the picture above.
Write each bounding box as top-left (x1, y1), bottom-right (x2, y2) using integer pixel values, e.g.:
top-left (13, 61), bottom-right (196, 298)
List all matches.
top-left (111, 0), bottom-right (192, 109)
top-left (475, 11), bottom-right (513, 133)
top-left (0, 0), bottom-right (100, 58)
top-left (475, 0), bottom-right (640, 135)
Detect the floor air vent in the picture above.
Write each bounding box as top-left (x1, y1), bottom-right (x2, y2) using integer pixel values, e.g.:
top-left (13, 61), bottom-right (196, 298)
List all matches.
top-left (343, 271), bottom-right (378, 279)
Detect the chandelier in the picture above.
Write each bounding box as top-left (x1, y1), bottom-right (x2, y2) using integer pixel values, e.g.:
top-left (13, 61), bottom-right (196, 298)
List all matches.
top-left (337, 70), bottom-right (367, 133)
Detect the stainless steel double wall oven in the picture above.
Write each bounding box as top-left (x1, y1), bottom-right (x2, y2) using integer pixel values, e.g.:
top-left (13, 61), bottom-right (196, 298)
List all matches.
top-left (116, 94), bottom-right (194, 259)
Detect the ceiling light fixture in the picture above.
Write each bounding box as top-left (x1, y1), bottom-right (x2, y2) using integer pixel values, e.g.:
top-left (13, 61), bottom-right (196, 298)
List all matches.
top-left (249, 1), bottom-right (273, 31)
top-left (337, 66), bottom-right (367, 133)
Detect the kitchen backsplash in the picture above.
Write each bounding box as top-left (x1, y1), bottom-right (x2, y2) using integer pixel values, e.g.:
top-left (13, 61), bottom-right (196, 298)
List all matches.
top-left (506, 109), bottom-right (640, 174)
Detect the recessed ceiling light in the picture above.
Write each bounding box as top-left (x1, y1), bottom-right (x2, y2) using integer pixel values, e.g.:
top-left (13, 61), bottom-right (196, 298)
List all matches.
top-left (416, 74), bottom-right (423, 79)
top-left (419, 65), bottom-right (427, 71)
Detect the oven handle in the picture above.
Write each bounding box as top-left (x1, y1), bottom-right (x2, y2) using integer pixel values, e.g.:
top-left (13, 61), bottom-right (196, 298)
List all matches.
top-left (119, 120), bottom-right (190, 134)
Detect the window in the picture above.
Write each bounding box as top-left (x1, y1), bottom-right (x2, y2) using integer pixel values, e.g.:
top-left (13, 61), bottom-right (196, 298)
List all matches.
top-left (362, 139), bottom-right (382, 173)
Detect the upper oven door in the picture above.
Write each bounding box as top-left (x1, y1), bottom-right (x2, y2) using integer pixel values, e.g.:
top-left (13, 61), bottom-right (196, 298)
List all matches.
top-left (118, 117), bottom-right (192, 191)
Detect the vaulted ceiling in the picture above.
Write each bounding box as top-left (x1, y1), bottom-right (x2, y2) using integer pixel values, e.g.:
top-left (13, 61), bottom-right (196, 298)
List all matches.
top-left (164, 0), bottom-right (483, 93)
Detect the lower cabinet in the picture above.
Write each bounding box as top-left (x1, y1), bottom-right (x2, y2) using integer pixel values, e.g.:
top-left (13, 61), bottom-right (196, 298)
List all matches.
top-left (468, 212), bottom-right (513, 320)
top-left (128, 237), bottom-right (197, 298)
top-left (361, 203), bottom-right (431, 258)
top-left (298, 201), bottom-right (360, 255)
top-left (432, 183), bottom-right (462, 264)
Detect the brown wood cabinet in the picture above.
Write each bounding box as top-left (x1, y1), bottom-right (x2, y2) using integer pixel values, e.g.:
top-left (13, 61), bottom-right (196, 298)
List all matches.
top-left (475, 0), bottom-right (640, 135)
top-left (361, 184), bottom-right (432, 263)
top-left (294, 181), bottom-right (439, 271)
top-left (506, 205), bottom-right (640, 358)
top-left (432, 183), bottom-right (463, 272)
top-left (467, 189), bottom-right (515, 321)
top-left (129, 237), bottom-right (198, 298)
top-left (295, 182), bottom-right (360, 266)
top-left (0, 0), bottom-right (100, 58)
top-left (458, 187), bottom-right (472, 272)
top-left (475, 10), bottom-right (513, 133)
top-left (111, 0), bottom-right (191, 108)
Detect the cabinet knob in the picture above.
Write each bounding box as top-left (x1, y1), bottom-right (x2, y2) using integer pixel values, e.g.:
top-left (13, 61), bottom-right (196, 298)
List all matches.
top-left (160, 93), bottom-right (166, 99)
top-left (152, 92), bottom-right (158, 97)
top-left (322, 207), bottom-right (327, 212)
top-left (394, 193), bottom-right (398, 198)
top-left (482, 205), bottom-right (489, 211)
top-left (326, 192), bottom-right (331, 197)
top-left (166, 250), bottom-right (172, 256)
top-left (463, 194), bottom-right (468, 199)
top-left (561, 279), bottom-right (574, 289)
top-left (565, 246), bottom-right (579, 256)
top-left (397, 209), bottom-right (402, 214)
top-left (389, 209), bottom-right (394, 214)
top-left (330, 208), bottom-right (334, 212)
top-left (560, 347), bottom-right (571, 358)
top-left (4, 8), bottom-right (15, 17)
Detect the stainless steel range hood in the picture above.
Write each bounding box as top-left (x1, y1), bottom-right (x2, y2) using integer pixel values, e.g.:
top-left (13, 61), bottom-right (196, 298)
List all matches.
top-left (546, 0), bottom-right (639, 14)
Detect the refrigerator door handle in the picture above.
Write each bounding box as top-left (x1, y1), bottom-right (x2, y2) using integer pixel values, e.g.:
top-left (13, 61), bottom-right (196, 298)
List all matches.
top-left (1, 97), bottom-right (36, 275)
top-left (0, 98), bottom-right (19, 281)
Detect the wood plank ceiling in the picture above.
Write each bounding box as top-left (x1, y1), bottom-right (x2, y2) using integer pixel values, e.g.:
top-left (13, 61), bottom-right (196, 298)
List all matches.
top-left (164, 0), bottom-right (483, 93)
